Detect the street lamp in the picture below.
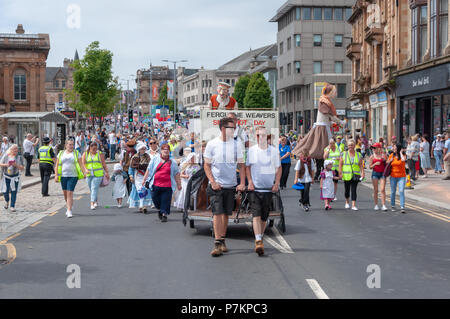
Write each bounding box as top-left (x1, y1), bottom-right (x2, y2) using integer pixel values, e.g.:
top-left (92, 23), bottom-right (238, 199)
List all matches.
top-left (162, 59), bottom-right (188, 122)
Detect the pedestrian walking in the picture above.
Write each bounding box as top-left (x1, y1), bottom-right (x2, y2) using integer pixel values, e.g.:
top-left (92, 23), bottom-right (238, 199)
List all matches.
top-left (431, 134), bottom-right (445, 174)
top-left (0, 137), bottom-right (10, 158)
top-left (147, 138), bottom-right (159, 160)
top-left (246, 126), bottom-right (281, 256)
top-left (443, 131), bottom-right (450, 180)
top-left (406, 135), bottom-right (420, 181)
top-left (23, 133), bottom-right (39, 176)
top-left (279, 136), bottom-right (291, 189)
top-left (320, 160), bottom-right (338, 210)
top-left (37, 137), bottom-right (56, 197)
top-left (143, 143), bottom-right (181, 222)
top-left (82, 141), bottom-right (109, 210)
top-left (75, 131), bottom-right (82, 153)
top-left (108, 130), bottom-right (118, 161)
top-left (294, 149), bottom-right (315, 212)
top-left (339, 139), bottom-right (365, 211)
top-left (203, 117), bottom-right (246, 257)
top-left (128, 143), bottom-right (152, 213)
top-left (120, 139), bottom-right (137, 195)
top-left (111, 163), bottom-right (127, 208)
top-left (174, 152), bottom-right (200, 210)
top-left (387, 144), bottom-right (407, 213)
top-left (369, 142), bottom-right (388, 211)
top-left (55, 140), bottom-right (86, 218)
top-left (323, 138), bottom-right (341, 201)
top-left (0, 144), bottom-right (24, 212)
top-left (419, 134), bottom-right (431, 178)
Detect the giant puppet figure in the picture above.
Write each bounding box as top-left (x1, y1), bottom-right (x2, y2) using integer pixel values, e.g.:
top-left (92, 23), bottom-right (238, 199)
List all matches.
top-left (292, 83), bottom-right (346, 159)
top-left (208, 82), bottom-right (238, 110)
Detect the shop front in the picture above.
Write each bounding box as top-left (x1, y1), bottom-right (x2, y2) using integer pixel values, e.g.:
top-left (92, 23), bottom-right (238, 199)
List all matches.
top-left (369, 91), bottom-right (388, 142)
top-left (396, 63), bottom-right (450, 145)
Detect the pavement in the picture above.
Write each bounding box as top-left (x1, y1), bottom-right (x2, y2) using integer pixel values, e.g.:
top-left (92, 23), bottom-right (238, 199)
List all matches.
top-left (360, 168), bottom-right (450, 212)
top-left (0, 165), bottom-right (448, 298)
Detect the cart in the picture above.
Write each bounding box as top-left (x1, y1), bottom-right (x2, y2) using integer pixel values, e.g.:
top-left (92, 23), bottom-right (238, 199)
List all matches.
top-left (182, 168), bottom-right (286, 235)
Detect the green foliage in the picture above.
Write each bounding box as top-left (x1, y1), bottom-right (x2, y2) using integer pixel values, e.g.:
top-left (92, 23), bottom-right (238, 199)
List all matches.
top-left (243, 72), bottom-right (273, 109)
top-left (70, 41), bottom-right (120, 125)
top-left (233, 74), bottom-right (251, 108)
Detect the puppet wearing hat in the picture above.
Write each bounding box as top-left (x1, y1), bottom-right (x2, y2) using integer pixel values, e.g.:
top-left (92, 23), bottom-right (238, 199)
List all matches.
top-left (208, 82), bottom-right (238, 110)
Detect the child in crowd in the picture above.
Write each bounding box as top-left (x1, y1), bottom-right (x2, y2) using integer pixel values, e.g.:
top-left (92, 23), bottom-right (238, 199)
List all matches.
top-left (320, 160), bottom-right (339, 210)
top-left (294, 149), bottom-right (315, 212)
top-left (111, 163), bottom-right (127, 208)
top-left (174, 152), bottom-right (200, 210)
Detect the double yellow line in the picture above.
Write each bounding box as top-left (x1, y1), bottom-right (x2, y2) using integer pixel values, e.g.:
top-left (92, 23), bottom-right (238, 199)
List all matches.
top-left (405, 203), bottom-right (450, 223)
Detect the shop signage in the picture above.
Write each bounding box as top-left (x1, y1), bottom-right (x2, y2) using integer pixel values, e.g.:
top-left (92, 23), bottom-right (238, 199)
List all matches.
top-left (377, 91), bottom-right (387, 103)
top-left (346, 110), bottom-right (367, 118)
top-left (61, 111), bottom-right (76, 119)
top-left (56, 124), bottom-right (66, 146)
top-left (369, 94), bottom-right (378, 106)
top-left (396, 63), bottom-right (450, 97)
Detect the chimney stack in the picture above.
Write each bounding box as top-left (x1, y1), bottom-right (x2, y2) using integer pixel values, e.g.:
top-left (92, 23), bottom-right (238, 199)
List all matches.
top-left (16, 24), bottom-right (25, 34)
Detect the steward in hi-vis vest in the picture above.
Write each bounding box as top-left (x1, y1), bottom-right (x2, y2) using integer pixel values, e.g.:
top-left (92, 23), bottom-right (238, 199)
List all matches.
top-left (38, 137), bottom-right (56, 197)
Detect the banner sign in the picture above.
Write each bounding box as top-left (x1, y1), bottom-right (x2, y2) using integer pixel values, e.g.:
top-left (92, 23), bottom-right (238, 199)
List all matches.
top-left (152, 84), bottom-right (159, 100)
top-left (197, 109), bottom-right (279, 147)
top-left (167, 80), bottom-right (174, 100)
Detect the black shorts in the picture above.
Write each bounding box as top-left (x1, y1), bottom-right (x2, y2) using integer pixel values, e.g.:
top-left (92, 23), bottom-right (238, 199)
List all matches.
top-left (249, 191), bottom-right (272, 222)
top-left (206, 184), bottom-right (235, 216)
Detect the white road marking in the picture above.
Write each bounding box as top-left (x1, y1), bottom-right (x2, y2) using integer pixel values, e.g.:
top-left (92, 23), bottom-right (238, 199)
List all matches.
top-left (245, 222), bottom-right (294, 254)
top-left (306, 279), bottom-right (330, 299)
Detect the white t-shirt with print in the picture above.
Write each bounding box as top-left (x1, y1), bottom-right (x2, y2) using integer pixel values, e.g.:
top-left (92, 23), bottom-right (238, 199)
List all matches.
top-left (295, 159), bottom-right (316, 183)
top-left (246, 144), bottom-right (280, 192)
top-left (204, 137), bottom-right (244, 188)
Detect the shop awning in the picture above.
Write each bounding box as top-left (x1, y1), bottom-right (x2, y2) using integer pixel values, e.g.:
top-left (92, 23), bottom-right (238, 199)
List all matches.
top-left (0, 111), bottom-right (69, 123)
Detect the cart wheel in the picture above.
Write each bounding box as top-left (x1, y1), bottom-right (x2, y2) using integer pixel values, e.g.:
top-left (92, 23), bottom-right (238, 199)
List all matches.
top-left (268, 219), bottom-right (274, 228)
top-left (189, 220), bottom-right (195, 229)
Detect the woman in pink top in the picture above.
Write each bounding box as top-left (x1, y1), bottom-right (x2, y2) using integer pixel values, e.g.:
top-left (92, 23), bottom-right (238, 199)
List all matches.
top-left (369, 143), bottom-right (388, 211)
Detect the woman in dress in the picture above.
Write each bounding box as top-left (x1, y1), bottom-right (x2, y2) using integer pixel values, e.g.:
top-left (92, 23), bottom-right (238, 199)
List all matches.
top-left (128, 143), bottom-right (152, 213)
top-left (174, 152), bottom-right (200, 210)
top-left (111, 163), bottom-right (127, 208)
top-left (0, 144), bottom-right (25, 212)
top-left (419, 134), bottom-right (431, 178)
top-left (293, 83), bottom-right (346, 159)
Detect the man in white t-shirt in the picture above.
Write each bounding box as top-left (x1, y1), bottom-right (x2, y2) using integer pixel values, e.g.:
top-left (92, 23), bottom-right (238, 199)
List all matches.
top-left (108, 130), bottom-right (118, 161)
top-left (204, 117), bottom-right (246, 257)
top-left (23, 133), bottom-right (39, 176)
top-left (246, 126), bottom-right (281, 256)
top-left (75, 132), bottom-right (82, 152)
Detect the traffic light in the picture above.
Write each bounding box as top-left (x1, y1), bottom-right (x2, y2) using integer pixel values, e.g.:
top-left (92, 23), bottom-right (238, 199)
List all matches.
top-left (175, 114), bottom-right (179, 123)
top-left (298, 116), bottom-right (303, 126)
top-left (128, 110), bottom-right (133, 122)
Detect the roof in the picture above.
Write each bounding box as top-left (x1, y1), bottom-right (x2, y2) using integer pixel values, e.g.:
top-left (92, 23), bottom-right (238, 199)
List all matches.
top-left (218, 44), bottom-right (276, 72)
top-left (0, 112), bottom-right (69, 123)
top-left (269, 1), bottom-right (295, 22)
top-left (46, 67), bottom-right (69, 82)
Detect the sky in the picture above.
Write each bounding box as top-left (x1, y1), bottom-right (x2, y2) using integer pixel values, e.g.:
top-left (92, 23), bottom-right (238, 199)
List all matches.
top-left (0, 0), bottom-right (282, 90)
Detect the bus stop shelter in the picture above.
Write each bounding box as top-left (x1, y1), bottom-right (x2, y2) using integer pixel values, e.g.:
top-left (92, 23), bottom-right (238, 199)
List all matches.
top-left (0, 111), bottom-right (70, 153)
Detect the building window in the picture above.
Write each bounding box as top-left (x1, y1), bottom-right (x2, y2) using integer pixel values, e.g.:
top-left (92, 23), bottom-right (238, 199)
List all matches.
top-left (313, 34), bottom-right (322, 46)
top-left (313, 61), bottom-right (322, 74)
top-left (335, 61), bottom-right (343, 73)
top-left (280, 42), bottom-right (284, 55)
top-left (54, 80), bottom-right (59, 88)
top-left (232, 79), bottom-right (235, 87)
top-left (345, 8), bottom-right (353, 20)
top-left (377, 44), bottom-right (383, 82)
top-left (313, 7), bottom-right (322, 20)
top-left (287, 36), bottom-right (292, 50)
top-left (280, 66), bottom-right (284, 79)
top-left (296, 88), bottom-right (301, 101)
top-left (431, 0), bottom-right (437, 57)
top-left (335, 34), bottom-right (343, 47)
top-left (337, 84), bottom-right (346, 98)
top-left (324, 7), bottom-right (333, 20)
top-left (295, 7), bottom-right (301, 20)
top-left (62, 80), bottom-right (66, 88)
top-left (58, 93), bottom-right (63, 104)
top-left (295, 34), bottom-right (301, 47)
top-left (303, 7), bottom-right (311, 20)
top-left (287, 63), bottom-right (292, 76)
top-left (334, 8), bottom-right (343, 20)
top-left (14, 70), bottom-right (26, 101)
top-left (295, 61), bottom-right (301, 74)
top-left (412, 5), bottom-right (428, 64)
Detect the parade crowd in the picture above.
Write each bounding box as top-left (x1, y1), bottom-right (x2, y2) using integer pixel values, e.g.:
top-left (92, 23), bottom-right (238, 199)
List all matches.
top-left (1, 82), bottom-right (449, 257)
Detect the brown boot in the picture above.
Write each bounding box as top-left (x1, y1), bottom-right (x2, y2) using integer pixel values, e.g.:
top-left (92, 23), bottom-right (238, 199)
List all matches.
top-left (210, 241), bottom-right (223, 257)
top-left (219, 238), bottom-right (228, 253)
top-left (255, 240), bottom-right (264, 256)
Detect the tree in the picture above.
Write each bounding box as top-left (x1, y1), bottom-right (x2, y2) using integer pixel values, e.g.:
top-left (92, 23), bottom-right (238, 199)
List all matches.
top-left (68, 41), bottom-right (120, 128)
top-left (243, 72), bottom-right (273, 109)
top-left (157, 83), bottom-right (174, 112)
top-left (233, 74), bottom-right (251, 108)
